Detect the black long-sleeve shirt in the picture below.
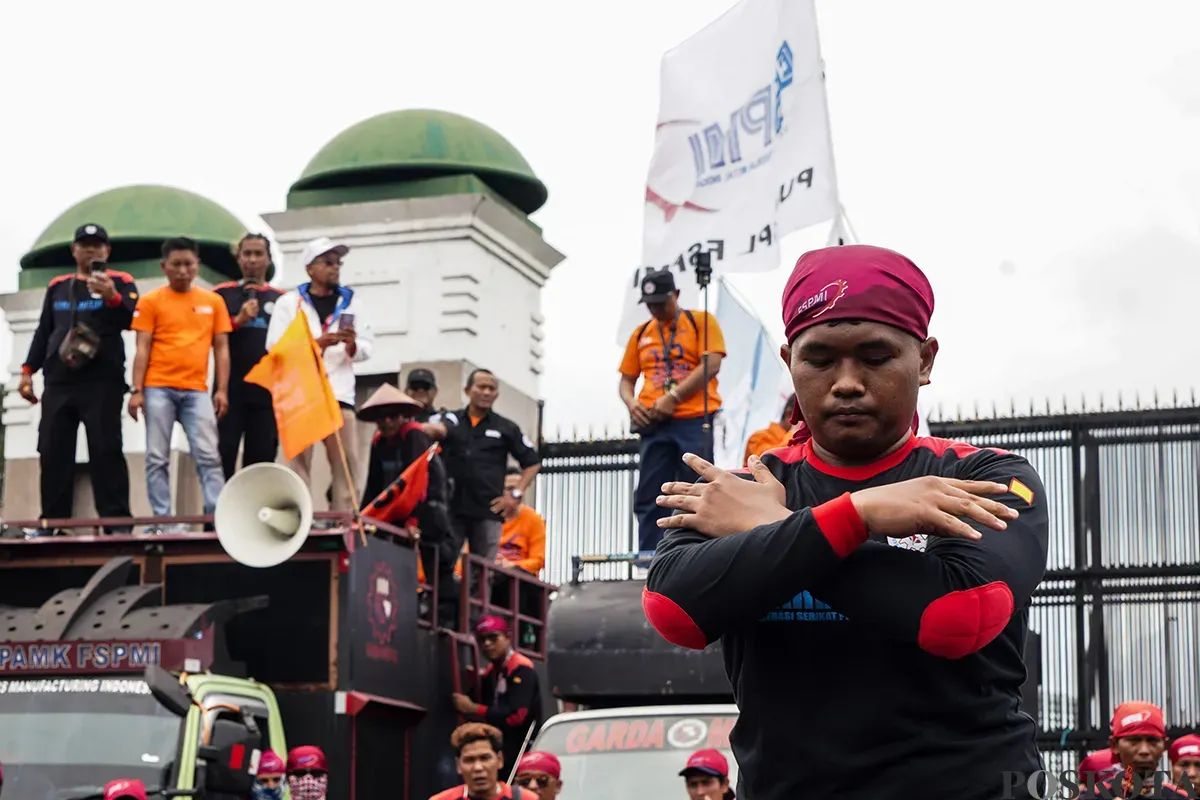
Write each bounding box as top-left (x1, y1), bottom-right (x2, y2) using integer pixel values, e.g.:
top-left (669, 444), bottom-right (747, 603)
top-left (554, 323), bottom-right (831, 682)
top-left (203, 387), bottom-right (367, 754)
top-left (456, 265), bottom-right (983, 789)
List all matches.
top-left (644, 436), bottom-right (1050, 800)
top-left (23, 271), bottom-right (138, 385)
top-left (361, 422), bottom-right (449, 513)
top-left (441, 408), bottom-right (541, 520)
top-left (213, 281), bottom-right (283, 405)
top-left (475, 650), bottom-right (542, 768)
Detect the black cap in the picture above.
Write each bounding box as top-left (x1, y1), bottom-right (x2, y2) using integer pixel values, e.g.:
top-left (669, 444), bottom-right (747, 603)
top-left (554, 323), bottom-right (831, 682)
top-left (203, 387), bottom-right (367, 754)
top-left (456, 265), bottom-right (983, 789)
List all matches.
top-left (73, 223), bottom-right (109, 244)
top-left (639, 270), bottom-right (677, 304)
top-left (406, 368), bottom-right (437, 389)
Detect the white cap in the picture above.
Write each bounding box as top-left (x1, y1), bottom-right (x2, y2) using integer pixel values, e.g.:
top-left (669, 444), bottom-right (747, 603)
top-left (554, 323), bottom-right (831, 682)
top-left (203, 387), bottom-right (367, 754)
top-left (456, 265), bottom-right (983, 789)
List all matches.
top-left (300, 237), bottom-right (350, 268)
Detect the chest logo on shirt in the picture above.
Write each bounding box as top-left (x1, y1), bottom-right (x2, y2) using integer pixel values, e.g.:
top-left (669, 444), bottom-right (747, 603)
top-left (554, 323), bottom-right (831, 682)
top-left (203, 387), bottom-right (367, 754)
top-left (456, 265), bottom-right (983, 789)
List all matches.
top-left (54, 299), bottom-right (103, 313)
top-left (193, 305), bottom-right (214, 315)
top-left (887, 534), bottom-right (928, 552)
top-left (485, 429), bottom-right (502, 439)
top-left (762, 591), bottom-right (847, 623)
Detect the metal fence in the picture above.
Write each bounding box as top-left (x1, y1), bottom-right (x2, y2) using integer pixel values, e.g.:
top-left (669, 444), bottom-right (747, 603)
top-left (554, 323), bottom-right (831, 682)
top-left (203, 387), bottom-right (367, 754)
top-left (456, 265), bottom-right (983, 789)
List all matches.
top-left (533, 405), bottom-right (1200, 765)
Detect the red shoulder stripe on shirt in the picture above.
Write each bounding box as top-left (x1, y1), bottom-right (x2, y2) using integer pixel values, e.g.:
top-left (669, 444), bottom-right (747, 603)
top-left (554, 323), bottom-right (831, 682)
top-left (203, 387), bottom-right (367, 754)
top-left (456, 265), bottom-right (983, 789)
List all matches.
top-left (642, 588), bottom-right (707, 650)
top-left (767, 436), bottom-right (1008, 480)
top-left (48, 273), bottom-right (74, 287)
top-left (108, 270), bottom-right (135, 283)
top-left (213, 281), bottom-right (239, 290)
top-left (917, 581), bottom-right (1014, 658)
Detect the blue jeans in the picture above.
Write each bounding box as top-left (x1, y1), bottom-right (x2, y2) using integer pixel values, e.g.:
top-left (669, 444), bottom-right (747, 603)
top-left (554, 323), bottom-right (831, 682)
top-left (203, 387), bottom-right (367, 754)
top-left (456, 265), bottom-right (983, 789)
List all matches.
top-left (635, 415), bottom-right (710, 552)
top-left (144, 388), bottom-right (226, 516)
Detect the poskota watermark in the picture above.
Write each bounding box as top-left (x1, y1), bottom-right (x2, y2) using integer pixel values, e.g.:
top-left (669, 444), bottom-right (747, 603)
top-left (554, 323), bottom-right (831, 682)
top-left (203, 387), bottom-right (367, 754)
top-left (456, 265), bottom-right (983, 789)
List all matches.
top-left (1000, 769), bottom-right (1199, 799)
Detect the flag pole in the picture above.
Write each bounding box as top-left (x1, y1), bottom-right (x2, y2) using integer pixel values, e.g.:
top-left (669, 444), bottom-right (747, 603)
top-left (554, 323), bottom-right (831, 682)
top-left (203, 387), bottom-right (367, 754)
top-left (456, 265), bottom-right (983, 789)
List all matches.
top-left (305, 327), bottom-right (368, 549)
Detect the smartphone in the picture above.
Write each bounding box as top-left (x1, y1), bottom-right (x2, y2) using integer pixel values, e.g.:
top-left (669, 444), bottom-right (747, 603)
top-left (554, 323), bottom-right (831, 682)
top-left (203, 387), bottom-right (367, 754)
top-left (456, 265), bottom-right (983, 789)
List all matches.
top-left (89, 260), bottom-right (107, 299)
top-left (340, 313), bottom-right (356, 331)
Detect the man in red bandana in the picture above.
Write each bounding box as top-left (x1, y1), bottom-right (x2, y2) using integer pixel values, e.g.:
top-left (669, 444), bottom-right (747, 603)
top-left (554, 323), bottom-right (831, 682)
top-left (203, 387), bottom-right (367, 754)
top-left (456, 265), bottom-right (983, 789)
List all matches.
top-left (1079, 702), bottom-right (1190, 798)
top-left (514, 751), bottom-right (562, 798)
top-left (645, 245), bottom-right (1050, 800)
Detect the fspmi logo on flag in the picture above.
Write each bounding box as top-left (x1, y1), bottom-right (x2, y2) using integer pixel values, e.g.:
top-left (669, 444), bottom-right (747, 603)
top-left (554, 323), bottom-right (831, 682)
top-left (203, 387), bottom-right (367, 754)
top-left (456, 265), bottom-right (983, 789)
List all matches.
top-left (1008, 478), bottom-right (1034, 505)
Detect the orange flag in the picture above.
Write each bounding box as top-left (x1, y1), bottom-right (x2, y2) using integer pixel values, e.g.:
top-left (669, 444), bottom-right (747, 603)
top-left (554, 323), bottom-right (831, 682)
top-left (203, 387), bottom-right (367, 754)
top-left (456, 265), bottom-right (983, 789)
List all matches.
top-left (361, 447), bottom-right (432, 524)
top-left (245, 313), bottom-right (343, 461)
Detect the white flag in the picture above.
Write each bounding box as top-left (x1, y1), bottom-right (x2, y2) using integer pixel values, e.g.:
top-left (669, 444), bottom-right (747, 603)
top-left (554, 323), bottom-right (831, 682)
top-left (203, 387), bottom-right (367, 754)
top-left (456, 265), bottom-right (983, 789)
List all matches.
top-left (618, 0), bottom-right (839, 343)
top-left (711, 280), bottom-right (789, 469)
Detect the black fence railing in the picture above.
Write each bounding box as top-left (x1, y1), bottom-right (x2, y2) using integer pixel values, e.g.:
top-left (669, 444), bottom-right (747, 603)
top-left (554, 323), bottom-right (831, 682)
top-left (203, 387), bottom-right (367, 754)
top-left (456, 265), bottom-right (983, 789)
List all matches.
top-left (533, 405), bottom-right (1200, 768)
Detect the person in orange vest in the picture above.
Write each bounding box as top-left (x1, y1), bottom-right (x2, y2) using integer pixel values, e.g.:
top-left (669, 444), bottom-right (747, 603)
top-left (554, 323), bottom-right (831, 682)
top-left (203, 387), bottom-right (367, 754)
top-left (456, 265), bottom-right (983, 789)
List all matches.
top-left (742, 394), bottom-right (798, 466)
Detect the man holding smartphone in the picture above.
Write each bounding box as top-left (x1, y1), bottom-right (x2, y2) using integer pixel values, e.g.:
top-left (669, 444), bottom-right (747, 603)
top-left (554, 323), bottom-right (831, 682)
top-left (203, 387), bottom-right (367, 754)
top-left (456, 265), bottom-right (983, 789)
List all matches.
top-left (266, 237), bottom-right (373, 513)
top-left (18, 223), bottom-right (139, 532)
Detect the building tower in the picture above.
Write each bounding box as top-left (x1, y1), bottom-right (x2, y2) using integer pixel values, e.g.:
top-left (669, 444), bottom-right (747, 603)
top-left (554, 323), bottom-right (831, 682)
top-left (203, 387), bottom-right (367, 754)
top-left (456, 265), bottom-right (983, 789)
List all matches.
top-left (263, 108), bottom-right (564, 500)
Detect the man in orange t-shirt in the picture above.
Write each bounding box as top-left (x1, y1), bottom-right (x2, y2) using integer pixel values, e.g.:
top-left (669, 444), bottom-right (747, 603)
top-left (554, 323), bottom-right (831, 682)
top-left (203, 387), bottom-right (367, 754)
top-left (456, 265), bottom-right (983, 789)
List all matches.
top-left (743, 394), bottom-right (798, 467)
top-left (129, 236), bottom-right (232, 530)
top-left (498, 468), bottom-right (546, 577)
top-left (619, 269), bottom-right (725, 552)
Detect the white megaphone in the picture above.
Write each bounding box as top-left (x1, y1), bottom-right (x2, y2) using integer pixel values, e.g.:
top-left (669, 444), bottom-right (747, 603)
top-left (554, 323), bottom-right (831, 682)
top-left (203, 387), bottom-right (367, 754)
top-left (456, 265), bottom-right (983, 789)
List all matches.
top-left (214, 463), bottom-right (314, 568)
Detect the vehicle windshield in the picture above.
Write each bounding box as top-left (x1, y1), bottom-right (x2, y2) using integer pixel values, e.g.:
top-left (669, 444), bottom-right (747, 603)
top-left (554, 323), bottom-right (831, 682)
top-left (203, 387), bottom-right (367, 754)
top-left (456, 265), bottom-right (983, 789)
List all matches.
top-left (0, 677), bottom-right (182, 800)
top-left (532, 711), bottom-right (739, 800)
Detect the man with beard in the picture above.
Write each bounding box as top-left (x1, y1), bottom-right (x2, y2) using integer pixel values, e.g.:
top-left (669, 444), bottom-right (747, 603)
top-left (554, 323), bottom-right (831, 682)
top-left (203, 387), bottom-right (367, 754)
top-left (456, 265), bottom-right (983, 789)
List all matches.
top-left (214, 233), bottom-right (283, 478)
top-left (646, 245), bottom-right (1050, 800)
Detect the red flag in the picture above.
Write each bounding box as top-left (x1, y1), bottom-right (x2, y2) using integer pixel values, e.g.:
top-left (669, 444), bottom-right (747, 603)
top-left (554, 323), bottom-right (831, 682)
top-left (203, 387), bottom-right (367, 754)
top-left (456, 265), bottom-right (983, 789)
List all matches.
top-left (362, 446), bottom-right (433, 524)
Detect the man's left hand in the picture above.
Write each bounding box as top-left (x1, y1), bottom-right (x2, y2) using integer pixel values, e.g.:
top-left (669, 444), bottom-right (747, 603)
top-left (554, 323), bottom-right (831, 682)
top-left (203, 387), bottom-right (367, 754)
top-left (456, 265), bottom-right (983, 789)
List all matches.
top-left (213, 391), bottom-right (229, 420)
top-left (490, 493), bottom-right (519, 516)
top-left (87, 272), bottom-right (117, 302)
top-left (656, 453), bottom-right (790, 537)
top-left (651, 393), bottom-right (678, 420)
top-left (451, 692), bottom-right (477, 715)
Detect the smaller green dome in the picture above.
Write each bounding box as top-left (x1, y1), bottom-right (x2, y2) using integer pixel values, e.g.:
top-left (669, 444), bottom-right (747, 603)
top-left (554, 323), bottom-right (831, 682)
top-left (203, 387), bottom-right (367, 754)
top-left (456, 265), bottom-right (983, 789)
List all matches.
top-left (21, 184), bottom-right (247, 280)
top-left (289, 109), bottom-right (548, 214)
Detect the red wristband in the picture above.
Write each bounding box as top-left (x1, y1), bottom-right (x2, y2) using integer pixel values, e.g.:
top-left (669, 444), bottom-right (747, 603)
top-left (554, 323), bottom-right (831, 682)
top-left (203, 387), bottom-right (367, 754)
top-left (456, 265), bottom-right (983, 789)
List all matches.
top-left (20, 365), bottom-right (33, 377)
top-left (105, 292), bottom-right (123, 308)
top-left (811, 493), bottom-right (869, 558)
top-left (475, 704), bottom-right (488, 717)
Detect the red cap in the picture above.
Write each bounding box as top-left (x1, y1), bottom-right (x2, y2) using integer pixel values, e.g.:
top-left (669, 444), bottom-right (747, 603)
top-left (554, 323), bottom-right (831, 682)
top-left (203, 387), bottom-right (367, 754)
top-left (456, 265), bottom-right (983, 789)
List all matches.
top-left (1111, 701), bottom-right (1166, 739)
top-left (287, 745), bottom-right (328, 773)
top-left (476, 615), bottom-right (509, 637)
top-left (258, 750), bottom-right (286, 776)
top-left (515, 751), bottom-right (561, 780)
top-left (104, 780), bottom-right (147, 800)
top-left (781, 245), bottom-right (934, 345)
top-left (1170, 734), bottom-right (1200, 763)
top-left (1079, 748), bottom-right (1118, 775)
top-left (679, 748), bottom-right (729, 778)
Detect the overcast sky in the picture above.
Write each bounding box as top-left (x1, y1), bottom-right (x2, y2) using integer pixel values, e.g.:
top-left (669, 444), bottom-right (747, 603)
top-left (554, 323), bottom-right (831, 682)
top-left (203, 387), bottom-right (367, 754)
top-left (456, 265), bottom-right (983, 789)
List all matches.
top-left (2, 0), bottom-right (1199, 437)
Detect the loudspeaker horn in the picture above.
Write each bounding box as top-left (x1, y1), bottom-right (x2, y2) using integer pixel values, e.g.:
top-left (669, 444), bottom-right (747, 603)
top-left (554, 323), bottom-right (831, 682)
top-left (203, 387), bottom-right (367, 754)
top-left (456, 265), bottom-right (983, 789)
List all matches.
top-left (214, 463), bottom-right (314, 568)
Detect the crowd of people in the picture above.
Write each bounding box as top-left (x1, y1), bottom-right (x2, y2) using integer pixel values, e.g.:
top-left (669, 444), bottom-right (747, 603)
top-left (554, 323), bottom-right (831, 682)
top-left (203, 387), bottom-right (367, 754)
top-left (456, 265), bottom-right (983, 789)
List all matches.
top-left (12, 224), bottom-right (549, 589)
top-left (1074, 702), bottom-right (1200, 798)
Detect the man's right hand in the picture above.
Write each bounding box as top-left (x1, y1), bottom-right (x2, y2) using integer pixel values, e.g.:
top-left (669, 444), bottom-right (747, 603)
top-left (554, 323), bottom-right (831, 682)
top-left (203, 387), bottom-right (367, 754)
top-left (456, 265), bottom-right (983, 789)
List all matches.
top-left (127, 392), bottom-right (145, 421)
top-left (850, 477), bottom-right (1018, 541)
top-left (18, 374), bottom-right (37, 405)
top-left (234, 299), bottom-right (260, 327)
top-left (628, 401), bottom-right (653, 429)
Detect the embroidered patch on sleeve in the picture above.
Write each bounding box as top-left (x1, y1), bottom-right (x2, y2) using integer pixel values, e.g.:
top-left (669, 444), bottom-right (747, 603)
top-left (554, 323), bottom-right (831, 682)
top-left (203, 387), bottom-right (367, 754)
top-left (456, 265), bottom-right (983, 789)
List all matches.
top-left (1008, 478), bottom-right (1034, 505)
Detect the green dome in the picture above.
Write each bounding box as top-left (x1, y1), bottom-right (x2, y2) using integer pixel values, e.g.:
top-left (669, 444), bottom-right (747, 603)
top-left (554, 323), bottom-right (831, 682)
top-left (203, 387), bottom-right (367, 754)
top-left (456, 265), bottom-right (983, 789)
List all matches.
top-left (20, 184), bottom-right (247, 281)
top-left (288, 109), bottom-right (548, 215)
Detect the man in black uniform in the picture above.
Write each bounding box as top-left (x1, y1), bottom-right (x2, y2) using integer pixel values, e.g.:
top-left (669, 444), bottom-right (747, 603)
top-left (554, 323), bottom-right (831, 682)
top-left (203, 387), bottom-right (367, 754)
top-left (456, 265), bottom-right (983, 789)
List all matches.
top-left (213, 233), bottom-right (283, 478)
top-left (358, 383), bottom-right (459, 623)
top-left (440, 369), bottom-right (541, 561)
top-left (451, 615), bottom-right (542, 772)
top-left (647, 245), bottom-right (1050, 800)
top-left (18, 223), bottom-right (137, 532)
